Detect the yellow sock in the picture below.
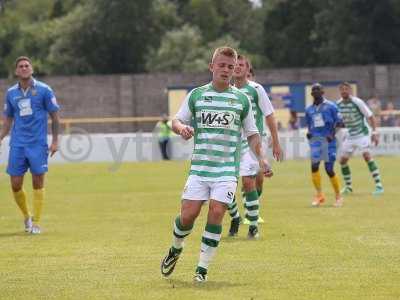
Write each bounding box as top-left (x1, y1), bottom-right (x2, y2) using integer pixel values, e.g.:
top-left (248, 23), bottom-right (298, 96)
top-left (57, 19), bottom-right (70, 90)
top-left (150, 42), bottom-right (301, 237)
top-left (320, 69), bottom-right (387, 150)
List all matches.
top-left (329, 175), bottom-right (341, 195)
top-left (311, 171), bottom-right (322, 193)
top-left (13, 189), bottom-right (30, 219)
top-left (33, 188), bottom-right (45, 224)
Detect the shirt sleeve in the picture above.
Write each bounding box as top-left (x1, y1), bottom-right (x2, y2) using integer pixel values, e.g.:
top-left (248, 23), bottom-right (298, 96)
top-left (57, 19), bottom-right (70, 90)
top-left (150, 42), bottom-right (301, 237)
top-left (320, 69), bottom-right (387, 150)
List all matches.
top-left (174, 90), bottom-right (193, 125)
top-left (44, 86), bottom-right (60, 113)
top-left (242, 97), bottom-right (259, 137)
top-left (3, 92), bottom-right (14, 117)
top-left (353, 97), bottom-right (373, 118)
top-left (305, 109), bottom-right (311, 131)
top-left (256, 85), bottom-right (274, 116)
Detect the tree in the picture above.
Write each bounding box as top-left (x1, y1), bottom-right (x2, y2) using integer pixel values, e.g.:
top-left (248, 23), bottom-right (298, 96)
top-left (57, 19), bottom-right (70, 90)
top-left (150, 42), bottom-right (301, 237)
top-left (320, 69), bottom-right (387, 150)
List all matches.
top-left (48, 0), bottom-right (157, 74)
top-left (263, 0), bottom-right (319, 67)
top-left (0, 15), bottom-right (20, 77)
top-left (182, 0), bottom-right (222, 41)
top-left (150, 0), bottom-right (182, 49)
top-left (371, 0), bottom-right (400, 63)
top-left (146, 25), bottom-right (246, 72)
top-left (315, 0), bottom-right (400, 65)
top-left (215, 0), bottom-right (256, 46)
top-left (180, 0), bottom-right (266, 55)
top-left (50, 0), bottom-right (64, 18)
top-left (0, 0), bottom-right (55, 76)
top-left (146, 24), bottom-right (206, 72)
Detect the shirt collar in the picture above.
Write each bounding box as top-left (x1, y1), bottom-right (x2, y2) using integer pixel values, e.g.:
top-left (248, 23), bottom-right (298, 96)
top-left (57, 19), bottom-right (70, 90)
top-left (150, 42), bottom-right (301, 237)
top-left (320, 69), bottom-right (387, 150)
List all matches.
top-left (313, 98), bottom-right (327, 107)
top-left (340, 96), bottom-right (352, 102)
top-left (18, 77), bottom-right (36, 90)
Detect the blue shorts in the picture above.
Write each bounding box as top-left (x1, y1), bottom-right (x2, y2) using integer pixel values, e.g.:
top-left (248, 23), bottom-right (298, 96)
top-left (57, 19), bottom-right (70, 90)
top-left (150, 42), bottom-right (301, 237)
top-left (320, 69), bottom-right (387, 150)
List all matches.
top-left (309, 139), bottom-right (337, 163)
top-left (7, 145), bottom-right (49, 176)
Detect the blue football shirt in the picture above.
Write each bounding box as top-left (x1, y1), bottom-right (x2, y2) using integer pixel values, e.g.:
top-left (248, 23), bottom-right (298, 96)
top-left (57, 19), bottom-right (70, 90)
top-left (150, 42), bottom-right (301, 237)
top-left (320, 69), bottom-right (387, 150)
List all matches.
top-left (3, 78), bottom-right (60, 147)
top-left (305, 99), bottom-right (342, 138)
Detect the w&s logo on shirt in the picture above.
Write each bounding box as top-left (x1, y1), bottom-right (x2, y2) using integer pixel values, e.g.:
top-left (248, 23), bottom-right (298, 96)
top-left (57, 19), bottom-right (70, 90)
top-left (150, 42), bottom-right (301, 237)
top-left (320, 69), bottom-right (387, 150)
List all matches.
top-left (199, 109), bottom-right (236, 129)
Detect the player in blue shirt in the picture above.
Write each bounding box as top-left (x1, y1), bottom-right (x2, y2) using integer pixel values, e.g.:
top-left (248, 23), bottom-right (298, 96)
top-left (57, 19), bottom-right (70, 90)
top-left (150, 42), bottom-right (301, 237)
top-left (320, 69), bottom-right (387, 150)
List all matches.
top-left (305, 83), bottom-right (344, 207)
top-left (0, 56), bottom-right (60, 234)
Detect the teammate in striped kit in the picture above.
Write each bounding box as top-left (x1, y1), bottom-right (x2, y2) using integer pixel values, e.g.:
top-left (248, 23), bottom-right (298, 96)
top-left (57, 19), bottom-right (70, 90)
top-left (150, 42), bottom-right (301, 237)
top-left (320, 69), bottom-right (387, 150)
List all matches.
top-left (160, 47), bottom-right (272, 282)
top-left (337, 82), bottom-right (384, 195)
top-left (227, 55), bottom-right (282, 238)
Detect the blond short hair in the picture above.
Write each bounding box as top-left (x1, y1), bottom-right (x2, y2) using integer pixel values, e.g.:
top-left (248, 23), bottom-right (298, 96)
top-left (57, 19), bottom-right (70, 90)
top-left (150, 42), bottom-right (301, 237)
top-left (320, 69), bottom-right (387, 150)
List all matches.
top-left (211, 47), bottom-right (238, 63)
top-left (15, 56), bottom-right (32, 67)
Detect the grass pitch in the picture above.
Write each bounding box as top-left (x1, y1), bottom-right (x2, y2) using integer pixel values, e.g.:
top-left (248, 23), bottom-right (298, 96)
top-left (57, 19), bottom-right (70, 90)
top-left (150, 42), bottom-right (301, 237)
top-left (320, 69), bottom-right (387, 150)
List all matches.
top-left (0, 157), bottom-right (399, 300)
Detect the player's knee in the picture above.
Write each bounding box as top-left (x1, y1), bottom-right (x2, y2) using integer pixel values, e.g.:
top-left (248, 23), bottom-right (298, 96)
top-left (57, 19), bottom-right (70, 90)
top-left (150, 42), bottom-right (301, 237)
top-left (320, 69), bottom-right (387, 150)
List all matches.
top-left (208, 201), bottom-right (226, 219)
top-left (340, 156), bottom-right (348, 165)
top-left (181, 202), bottom-right (201, 225)
top-left (326, 170), bottom-right (335, 177)
top-left (362, 152), bottom-right (371, 161)
top-left (11, 185), bottom-right (23, 193)
top-left (325, 163), bottom-right (335, 177)
top-left (10, 177), bottom-right (23, 192)
top-left (242, 176), bottom-right (256, 192)
top-left (242, 183), bottom-right (253, 193)
top-left (32, 175), bottom-right (44, 189)
top-left (11, 180), bottom-right (23, 191)
top-left (311, 163), bottom-right (320, 173)
top-left (180, 211), bottom-right (198, 226)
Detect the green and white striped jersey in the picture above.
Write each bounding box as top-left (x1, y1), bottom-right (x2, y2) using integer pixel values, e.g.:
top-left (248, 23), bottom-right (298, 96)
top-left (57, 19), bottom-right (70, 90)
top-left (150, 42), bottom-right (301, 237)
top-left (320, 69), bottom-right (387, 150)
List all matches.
top-left (337, 96), bottom-right (373, 138)
top-left (175, 83), bottom-right (258, 181)
top-left (238, 80), bottom-right (274, 153)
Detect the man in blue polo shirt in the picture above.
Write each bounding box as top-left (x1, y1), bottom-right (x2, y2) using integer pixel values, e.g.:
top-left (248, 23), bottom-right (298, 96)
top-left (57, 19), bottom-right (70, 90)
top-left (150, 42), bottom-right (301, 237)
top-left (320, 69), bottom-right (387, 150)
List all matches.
top-left (0, 56), bottom-right (60, 234)
top-left (305, 83), bottom-right (344, 207)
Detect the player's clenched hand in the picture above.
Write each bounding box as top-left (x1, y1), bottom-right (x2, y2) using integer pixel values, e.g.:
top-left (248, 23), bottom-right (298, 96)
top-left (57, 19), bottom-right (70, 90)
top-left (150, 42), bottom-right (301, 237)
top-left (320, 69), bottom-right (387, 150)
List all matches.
top-left (180, 125), bottom-right (194, 140)
top-left (49, 141), bottom-right (58, 157)
top-left (371, 132), bottom-right (379, 146)
top-left (259, 159), bottom-right (273, 178)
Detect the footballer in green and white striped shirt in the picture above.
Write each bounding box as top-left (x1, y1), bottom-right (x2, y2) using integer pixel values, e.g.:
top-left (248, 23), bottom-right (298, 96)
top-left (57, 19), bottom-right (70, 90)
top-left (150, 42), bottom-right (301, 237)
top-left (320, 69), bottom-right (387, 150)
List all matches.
top-left (227, 55), bottom-right (282, 239)
top-left (161, 47), bottom-right (272, 283)
top-left (337, 82), bottom-right (384, 196)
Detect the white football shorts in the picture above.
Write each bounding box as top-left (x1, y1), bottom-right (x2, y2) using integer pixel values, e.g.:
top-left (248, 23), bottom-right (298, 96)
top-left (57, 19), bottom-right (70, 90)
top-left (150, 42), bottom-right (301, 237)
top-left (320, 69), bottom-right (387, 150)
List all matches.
top-left (181, 175), bottom-right (237, 204)
top-left (239, 148), bottom-right (260, 177)
top-left (341, 135), bottom-right (371, 156)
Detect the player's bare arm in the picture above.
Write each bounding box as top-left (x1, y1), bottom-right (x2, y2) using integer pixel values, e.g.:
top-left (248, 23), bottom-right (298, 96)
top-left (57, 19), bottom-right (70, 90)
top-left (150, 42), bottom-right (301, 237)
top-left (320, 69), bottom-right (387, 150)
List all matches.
top-left (172, 119), bottom-right (194, 140)
top-left (367, 115), bottom-right (379, 146)
top-left (247, 133), bottom-right (273, 177)
top-left (265, 113), bottom-right (283, 161)
top-left (0, 116), bottom-right (13, 146)
top-left (49, 112), bottom-right (60, 157)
